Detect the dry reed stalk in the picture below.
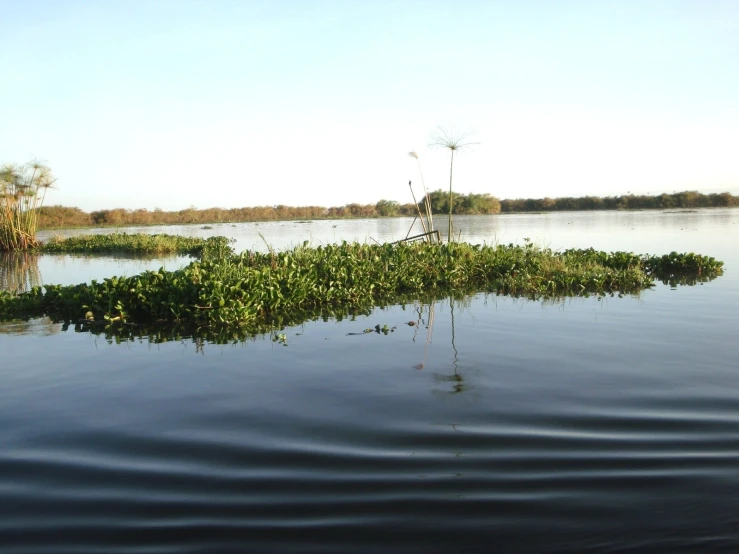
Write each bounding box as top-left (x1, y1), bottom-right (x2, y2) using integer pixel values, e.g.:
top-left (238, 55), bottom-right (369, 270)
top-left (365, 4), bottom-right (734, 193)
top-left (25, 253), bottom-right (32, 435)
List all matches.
top-left (408, 152), bottom-right (434, 239)
top-left (407, 180), bottom-right (429, 237)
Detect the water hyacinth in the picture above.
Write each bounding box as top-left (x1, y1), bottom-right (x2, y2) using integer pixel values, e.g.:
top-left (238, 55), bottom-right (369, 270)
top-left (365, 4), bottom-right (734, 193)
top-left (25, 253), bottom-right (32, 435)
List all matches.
top-left (0, 239), bottom-right (723, 336)
top-left (39, 233), bottom-right (233, 258)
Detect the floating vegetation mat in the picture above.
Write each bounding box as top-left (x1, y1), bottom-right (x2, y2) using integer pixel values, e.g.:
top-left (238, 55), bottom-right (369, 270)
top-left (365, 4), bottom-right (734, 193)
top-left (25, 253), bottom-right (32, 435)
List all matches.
top-left (38, 233), bottom-right (233, 258)
top-left (0, 240), bottom-right (724, 337)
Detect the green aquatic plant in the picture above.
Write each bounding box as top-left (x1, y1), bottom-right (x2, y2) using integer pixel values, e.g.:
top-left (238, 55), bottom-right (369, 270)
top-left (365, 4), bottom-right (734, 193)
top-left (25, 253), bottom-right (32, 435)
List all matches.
top-left (0, 241), bottom-right (723, 334)
top-left (38, 233), bottom-right (234, 258)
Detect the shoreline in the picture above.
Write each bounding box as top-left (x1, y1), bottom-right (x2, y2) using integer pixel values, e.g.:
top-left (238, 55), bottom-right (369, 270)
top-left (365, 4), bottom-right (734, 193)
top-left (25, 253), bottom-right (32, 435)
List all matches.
top-left (36, 205), bottom-right (738, 232)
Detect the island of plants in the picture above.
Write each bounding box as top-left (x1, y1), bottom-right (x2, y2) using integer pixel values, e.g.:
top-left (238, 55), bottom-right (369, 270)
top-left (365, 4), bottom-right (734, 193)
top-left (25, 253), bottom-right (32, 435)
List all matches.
top-left (0, 237), bottom-right (724, 340)
top-left (38, 233), bottom-right (233, 258)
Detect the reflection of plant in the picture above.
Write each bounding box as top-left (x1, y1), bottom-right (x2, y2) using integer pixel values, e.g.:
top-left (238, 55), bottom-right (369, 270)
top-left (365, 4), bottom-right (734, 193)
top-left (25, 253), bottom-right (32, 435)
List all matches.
top-left (0, 316), bottom-right (61, 336)
top-left (434, 371), bottom-right (467, 395)
top-left (412, 302), bottom-right (435, 370)
top-left (429, 128), bottom-right (478, 243)
top-left (0, 252), bottom-right (41, 293)
top-left (433, 296), bottom-right (468, 395)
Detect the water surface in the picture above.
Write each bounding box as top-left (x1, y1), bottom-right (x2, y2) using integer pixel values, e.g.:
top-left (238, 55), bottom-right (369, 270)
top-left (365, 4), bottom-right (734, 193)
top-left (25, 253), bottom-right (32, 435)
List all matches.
top-left (1, 209), bottom-right (738, 553)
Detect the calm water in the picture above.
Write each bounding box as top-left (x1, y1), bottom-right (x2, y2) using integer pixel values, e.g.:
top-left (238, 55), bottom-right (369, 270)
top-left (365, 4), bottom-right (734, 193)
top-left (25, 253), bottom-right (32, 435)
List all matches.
top-left (1, 210), bottom-right (738, 553)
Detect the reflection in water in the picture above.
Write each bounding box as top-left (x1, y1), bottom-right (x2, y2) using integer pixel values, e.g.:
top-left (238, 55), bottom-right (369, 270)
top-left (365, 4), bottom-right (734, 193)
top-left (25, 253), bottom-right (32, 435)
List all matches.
top-left (657, 273), bottom-right (721, 288)
top-left (0, 251), bottom-right (187, 293)
top-left (2, 286), bottom-right (739, 552)
top-left (409, 298), bottom-right (469, 398)
top-left (433, 297), bottom-right (472, 397)
top-left (412, 302), bottom-right (435, 370)
top-left (0, 316), bottom-right (61, 336)
top-left (0, 252), bottom-right (42, 293)
top-left (6, 295), bottom-right (474, 396)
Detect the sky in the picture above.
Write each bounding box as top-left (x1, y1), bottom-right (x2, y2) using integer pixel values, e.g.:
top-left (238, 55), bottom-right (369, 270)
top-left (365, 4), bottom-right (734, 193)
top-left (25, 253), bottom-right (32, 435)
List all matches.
top-left (2, 0), bottom-right (738, 211)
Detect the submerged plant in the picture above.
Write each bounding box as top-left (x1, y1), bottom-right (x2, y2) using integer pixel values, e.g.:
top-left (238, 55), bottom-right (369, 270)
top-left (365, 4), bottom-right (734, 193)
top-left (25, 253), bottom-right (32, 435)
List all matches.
top-left (0, 161), bottom-right (56, 251)
top-left (429, 128), bottom-right (478, 243)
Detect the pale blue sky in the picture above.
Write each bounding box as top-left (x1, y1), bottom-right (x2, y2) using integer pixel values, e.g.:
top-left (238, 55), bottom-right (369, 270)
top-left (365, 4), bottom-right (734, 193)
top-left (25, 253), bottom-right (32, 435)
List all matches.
top-left (2, 0), bottom-right (738, 211)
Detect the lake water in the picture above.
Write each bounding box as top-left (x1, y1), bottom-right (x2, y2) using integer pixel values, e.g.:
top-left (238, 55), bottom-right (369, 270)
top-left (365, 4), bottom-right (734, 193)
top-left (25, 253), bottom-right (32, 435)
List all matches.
top-left (1, 210), bottom-right (738, 553)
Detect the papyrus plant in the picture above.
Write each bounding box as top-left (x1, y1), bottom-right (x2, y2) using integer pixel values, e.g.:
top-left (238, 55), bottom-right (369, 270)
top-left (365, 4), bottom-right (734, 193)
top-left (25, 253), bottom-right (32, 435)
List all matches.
top-left (0, 161), bottom-right (55, 250)
top-left (430, 128), bottom-right (477, 243)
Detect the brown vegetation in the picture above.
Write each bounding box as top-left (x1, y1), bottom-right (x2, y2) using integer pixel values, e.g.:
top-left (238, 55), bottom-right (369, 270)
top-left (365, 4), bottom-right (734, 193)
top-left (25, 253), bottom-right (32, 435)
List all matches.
top-left (35, 190), bottom-right (738, 230)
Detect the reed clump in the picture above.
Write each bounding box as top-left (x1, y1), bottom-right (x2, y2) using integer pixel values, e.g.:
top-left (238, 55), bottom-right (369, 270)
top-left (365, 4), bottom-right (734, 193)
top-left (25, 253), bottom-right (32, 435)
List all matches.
top-left (0, 240), bottom-right (723, 332)
top-left (0, 162), bottom-right (55, 251)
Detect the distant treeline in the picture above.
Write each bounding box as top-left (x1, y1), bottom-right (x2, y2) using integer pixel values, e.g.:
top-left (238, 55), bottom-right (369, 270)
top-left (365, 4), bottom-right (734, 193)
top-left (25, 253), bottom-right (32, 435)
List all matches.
top-left (36, 190), bottom-right (502, 229)
top-left (500, 191), bottom-right (739, 212)
top-left (37, 203), bottom-right (419, 229)
top-left (37, 190), bottom-right (738, 229)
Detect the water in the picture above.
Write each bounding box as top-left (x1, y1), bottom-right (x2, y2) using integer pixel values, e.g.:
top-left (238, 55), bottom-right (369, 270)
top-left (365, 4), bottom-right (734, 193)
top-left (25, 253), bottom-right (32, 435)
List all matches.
top-left (1, 210), bottom-right (738, 553)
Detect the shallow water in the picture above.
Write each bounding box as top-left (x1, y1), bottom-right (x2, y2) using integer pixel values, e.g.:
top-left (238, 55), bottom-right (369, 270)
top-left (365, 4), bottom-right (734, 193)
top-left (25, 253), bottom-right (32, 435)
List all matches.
top-left (2, 209), bottom-right (738, 553)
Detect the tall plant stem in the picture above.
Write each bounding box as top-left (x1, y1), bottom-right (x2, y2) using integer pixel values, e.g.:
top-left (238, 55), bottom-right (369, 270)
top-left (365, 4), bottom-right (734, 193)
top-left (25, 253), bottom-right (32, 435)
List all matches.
top-left (408, 181), bottom-right (429, 238)
top-left (415, 159), bottom-right (434, 235)
top-left (448, 149), bottom-right (455, 243)
top-left (429, 126), bottom-right (477, 244)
